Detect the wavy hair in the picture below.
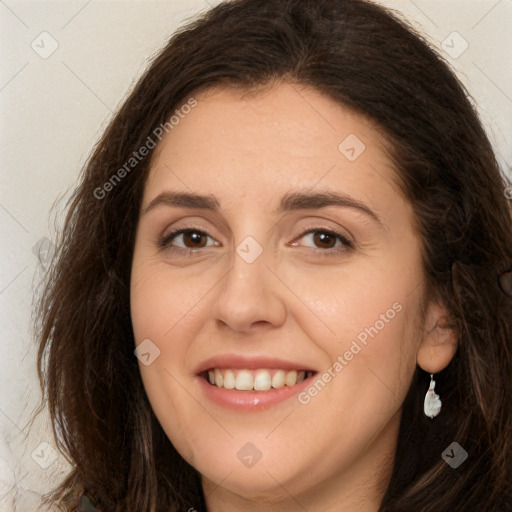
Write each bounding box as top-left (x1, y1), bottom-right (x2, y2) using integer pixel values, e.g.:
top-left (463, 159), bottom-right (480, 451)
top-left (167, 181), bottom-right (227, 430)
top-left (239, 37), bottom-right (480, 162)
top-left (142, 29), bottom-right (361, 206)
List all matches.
top-left (34, 0), bottom-right (512, 510)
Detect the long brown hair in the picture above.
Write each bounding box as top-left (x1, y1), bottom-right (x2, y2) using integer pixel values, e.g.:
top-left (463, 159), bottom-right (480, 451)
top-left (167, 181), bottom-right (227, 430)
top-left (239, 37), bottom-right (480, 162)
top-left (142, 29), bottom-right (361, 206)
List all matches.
top-left (35, 0), bottom-right (512, 510)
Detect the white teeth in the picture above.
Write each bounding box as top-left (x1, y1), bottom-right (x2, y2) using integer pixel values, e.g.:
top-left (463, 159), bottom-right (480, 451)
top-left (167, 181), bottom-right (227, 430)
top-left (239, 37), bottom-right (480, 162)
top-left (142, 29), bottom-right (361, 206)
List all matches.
top-left (271, 370), bottom-right (285, 389)
top-left (235, 370), bottom-right (253, 390)
top-left (285, 370), bottom-right (297, 386)
top-left (223, 369), bottom-right (235, 389)
top-left (214, 369), bottom-right (223, 388)
top-left (253, 370), bottom-right (272, 391)
top-left (206, 368), bottom-right (313, 391)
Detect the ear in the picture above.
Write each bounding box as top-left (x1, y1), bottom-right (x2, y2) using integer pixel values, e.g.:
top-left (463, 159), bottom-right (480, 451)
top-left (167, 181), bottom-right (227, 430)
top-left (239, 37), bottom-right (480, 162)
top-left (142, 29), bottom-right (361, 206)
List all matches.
top-left (416, 301), bottom-right (459, 374)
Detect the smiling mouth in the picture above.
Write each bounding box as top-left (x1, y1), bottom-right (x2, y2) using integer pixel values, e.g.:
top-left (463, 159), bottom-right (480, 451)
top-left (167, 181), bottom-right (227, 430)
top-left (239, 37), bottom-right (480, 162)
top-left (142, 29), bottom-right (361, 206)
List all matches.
top-left (202, 368), bottom-right (317, 391)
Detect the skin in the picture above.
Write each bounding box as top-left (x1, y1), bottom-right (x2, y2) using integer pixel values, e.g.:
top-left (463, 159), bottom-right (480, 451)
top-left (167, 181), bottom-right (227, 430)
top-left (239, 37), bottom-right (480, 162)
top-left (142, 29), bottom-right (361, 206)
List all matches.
top-left (130, 83), bottom-right (459, 512)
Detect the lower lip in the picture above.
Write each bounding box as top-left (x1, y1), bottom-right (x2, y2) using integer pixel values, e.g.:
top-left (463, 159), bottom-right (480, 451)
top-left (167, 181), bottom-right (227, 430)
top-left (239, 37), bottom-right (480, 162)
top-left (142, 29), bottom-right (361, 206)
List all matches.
top-left (196, 374), bottom-right (315, 410)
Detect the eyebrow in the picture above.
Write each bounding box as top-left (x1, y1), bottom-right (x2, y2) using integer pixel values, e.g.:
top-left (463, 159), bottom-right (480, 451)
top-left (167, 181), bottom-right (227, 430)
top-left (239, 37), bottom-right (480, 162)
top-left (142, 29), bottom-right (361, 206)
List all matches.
top-left (142, 190), bottom-right (383, 225)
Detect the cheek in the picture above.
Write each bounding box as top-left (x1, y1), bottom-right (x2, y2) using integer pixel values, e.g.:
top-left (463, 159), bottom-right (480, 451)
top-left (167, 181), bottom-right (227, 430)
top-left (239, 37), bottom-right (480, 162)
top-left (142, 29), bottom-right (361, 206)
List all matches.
top-left (279, 249), bottom-right (421, 357)
top-left (130, 259), bottom-right (214, 341)
top-left (290, 303), bottom-right (418, 476)
top-left (130, 260), bottom-right (223, 463)
top-left (285, 254), bottom-right (421, 417)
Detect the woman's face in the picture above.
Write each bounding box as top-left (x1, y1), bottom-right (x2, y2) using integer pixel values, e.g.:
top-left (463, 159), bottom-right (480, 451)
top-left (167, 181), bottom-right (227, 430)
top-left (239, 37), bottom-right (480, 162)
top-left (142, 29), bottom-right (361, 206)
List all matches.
top-left (130, 83), bottom-right (428, 508)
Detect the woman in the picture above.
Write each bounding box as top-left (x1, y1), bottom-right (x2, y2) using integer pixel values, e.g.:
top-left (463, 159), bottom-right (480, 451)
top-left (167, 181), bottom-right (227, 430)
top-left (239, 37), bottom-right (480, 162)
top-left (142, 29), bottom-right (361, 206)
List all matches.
top-left (35, 0), bottom-right (512, 510)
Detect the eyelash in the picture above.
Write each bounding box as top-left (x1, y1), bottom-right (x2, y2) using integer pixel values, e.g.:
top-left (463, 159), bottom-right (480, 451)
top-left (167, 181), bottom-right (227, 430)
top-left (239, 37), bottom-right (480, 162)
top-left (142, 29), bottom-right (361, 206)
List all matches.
top-left (158, 225), bottom-right (354, 257)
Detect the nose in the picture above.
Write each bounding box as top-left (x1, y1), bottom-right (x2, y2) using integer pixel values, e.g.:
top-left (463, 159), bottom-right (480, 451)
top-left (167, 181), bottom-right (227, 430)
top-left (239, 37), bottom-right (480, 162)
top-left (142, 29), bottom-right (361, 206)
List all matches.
top-left (212, 240), bottom-right (287, 333)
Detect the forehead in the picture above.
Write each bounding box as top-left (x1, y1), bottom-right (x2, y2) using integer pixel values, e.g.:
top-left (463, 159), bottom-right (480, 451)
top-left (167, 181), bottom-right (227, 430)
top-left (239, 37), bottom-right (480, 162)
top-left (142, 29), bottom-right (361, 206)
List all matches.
top-left (144, 82), bottom-right (401, 213)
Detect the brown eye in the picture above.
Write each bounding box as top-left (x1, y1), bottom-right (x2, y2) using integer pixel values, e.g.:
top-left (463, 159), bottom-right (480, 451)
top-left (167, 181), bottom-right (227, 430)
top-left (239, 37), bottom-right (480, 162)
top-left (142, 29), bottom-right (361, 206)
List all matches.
top-left (295, 229), bottom-right (353, 251)
top-left (159, 228), bottom-right (217, 250)
top-left (181, 230), bottom-right (208, 248)
top-left (312, 231), bottom-right (338, 249)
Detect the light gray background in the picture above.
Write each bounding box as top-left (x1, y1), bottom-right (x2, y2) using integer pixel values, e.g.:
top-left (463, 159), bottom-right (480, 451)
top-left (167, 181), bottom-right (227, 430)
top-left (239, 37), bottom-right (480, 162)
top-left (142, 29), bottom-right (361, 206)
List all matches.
top-left (1, 0), bottom-right (511, 510)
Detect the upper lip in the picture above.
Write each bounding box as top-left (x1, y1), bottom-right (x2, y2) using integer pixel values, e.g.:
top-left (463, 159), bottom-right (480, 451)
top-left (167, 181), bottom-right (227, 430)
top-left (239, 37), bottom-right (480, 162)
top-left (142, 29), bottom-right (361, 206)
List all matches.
top-left (195, 354), bottom-right (318, 375)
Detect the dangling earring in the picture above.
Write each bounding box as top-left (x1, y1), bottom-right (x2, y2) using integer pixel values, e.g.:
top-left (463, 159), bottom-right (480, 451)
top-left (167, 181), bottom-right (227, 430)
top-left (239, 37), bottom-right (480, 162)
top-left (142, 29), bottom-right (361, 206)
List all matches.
top-left (424, 373), bottom-right (442, 418)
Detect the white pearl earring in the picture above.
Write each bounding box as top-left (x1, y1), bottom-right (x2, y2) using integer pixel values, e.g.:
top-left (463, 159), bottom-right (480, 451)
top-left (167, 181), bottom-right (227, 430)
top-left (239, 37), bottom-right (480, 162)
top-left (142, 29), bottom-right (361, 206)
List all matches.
top-left (424, 373), bottom-right (442, 418)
